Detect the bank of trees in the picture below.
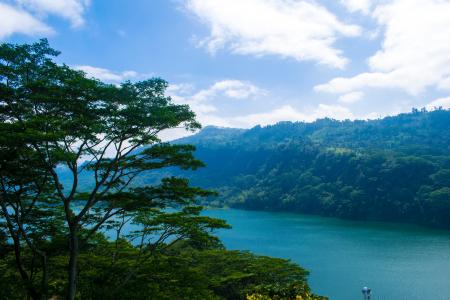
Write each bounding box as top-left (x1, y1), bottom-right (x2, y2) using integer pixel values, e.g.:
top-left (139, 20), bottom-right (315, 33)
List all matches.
top-left (0, 40), bottom-right (324, 300)
top-left (0, 235), bottom-right (326, 300)
top-left (224, 145), bottom-right (450, 228)
top-left (168, 110), bottom-right (450, 228)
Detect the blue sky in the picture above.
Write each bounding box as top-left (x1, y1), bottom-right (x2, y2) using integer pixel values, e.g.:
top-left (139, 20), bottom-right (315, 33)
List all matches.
top-left (2, 0), bottom-right (450, 138)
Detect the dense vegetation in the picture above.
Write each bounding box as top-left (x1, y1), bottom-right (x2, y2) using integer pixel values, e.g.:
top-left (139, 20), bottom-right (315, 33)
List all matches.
top-left (154, 110), bottom-right (450, 228)
top-left (0, 40), bottom-right (324, 300)
top-left (0, 233), bottom-right (325, 300)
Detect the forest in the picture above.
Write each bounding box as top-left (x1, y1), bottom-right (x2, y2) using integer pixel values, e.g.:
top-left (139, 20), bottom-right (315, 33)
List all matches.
top-left (3, 1), bottom-right (450, 299)
top-left (0, 40), bottom-right (325, 299)
top-left (151, 110), bottom-right (450, 228)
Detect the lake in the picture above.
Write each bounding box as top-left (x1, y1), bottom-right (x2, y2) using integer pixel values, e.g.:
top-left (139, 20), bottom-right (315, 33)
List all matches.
top-left (204, 209), bottom-right (450, 300)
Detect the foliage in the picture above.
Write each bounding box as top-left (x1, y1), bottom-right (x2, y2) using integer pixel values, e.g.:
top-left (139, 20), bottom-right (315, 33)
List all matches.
top-left (146, 110), bottom-right (450, 228)
top-left (0, 39), bottom-right (219, 299)
top-left (0, 39), bottom-right (324, 300)
top-left (0, 236), bottom-right (326, 300)
top-left (246, 282), bottom-right (327, 300)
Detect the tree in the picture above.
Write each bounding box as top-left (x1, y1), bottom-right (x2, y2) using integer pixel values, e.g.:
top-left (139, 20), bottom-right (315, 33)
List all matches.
top-left (1, 235), bottom-right (327, 299)
top-left (0, 139), bottom-right (63, 299)
top-left (0, 39), bottom-right (228, 299)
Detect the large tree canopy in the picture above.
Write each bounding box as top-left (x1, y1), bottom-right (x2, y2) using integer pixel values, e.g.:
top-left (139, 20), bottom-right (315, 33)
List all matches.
top-left (0, 38), bottom-right (325, 300)
top-left (0, 39), bottom-right (229, 300)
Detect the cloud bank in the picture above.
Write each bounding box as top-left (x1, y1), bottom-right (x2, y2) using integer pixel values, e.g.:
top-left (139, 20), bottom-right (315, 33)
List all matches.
top-left (316, 0), bottom-right (450, 96)
top-left (185, 0), bottom-right (361, 69)
top-left (0, 2), bottom-right (53, 39)
top-left (74, 65), bottom-right (144, 83)
top-left (0, 0), bottom-right (90, 39)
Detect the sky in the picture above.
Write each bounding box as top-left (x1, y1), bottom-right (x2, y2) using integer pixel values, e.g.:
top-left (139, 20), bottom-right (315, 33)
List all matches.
top-left (1, 0), bottom-right (450, 139)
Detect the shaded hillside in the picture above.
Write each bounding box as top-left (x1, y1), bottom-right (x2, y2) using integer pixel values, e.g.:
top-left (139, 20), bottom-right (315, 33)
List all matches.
top-left (167, 109), bottom-right (450, 228)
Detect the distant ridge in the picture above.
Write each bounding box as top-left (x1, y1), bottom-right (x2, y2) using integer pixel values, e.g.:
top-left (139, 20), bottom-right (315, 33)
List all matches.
top-left (66, 109), bottom-right (450, 228)
top-left (170, 109), bottom-right (450, 228)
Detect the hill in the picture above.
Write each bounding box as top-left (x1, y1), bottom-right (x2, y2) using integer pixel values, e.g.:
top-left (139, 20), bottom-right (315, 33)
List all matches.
top-left (62, 109), bottom-right (450, 228)
top-left (167, 109), bottom-right (450, 228)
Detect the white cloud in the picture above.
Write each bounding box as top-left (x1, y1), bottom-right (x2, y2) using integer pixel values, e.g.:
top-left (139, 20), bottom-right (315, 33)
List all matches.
top-left (0, 0), bottom-right (91, 39)
top-left (164, 80), bottom-right (359, 140)
top-left (159, 102), bottom-right (358, 141)
top-left (16, 0), bottom-right (91, 27)
top-left (0, 2), bottom-right (53, 39)
top-left (231, 104), bottom-right (355, 127)
top-left (364, 111), bottom-right (382, 120)
top-left (340, 0), bottom-right (372, 14)
top-left (159, 103), bottom-right (356, 141)
top-left (168, 80), bottom-right (267, 115)
top-left (437, 76), bottom-right (450, 90)
top-left (74, 65), bottom-right (146, 83)
top-left (316, 0), bottom-right (450, 95)
top-left (338, 91), bottom-right (364, 104)
top-left (169, 80), bottom-right (356, 132)
top-left (426, 96), bottom-right (450, 110)
top-left (185, 0), bottom-right (361, 69)
top-left (234, 105), bottom-right (304, 127)
top-left (162, 80), bottom-right (265, 141)
top-left (191, 80), bottom-right (267, 102)
top-left (166, 83), bottom-right (195, 95)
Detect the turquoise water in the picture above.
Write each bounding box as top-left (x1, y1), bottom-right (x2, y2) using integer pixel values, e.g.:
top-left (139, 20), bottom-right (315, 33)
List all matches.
top-left (204, 209), bottom-right (450, 300)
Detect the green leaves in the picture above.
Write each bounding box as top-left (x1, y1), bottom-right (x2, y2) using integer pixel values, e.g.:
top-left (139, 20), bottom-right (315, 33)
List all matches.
top-left (151, 109), bottom-right (450, 229)
top-left (0, 39), bottom-right (222, 298)
top-left (0, 39), bottom-right (327, 300)
top-left (140, 144), bottom-right (205, 170)
top-left (17, 239), bottom-right (321, 300)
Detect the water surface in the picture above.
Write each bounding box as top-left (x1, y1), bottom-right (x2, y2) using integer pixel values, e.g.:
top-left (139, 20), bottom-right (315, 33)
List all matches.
top-left (205, 209), bottom-right (450, 300)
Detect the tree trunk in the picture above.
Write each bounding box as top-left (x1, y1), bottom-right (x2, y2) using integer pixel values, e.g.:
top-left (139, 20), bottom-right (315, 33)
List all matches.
top-left (67, 227), bottom-right (79, 300)
top-left (41, 254), bottom-right (48, 300)
top-left (1, 203), bottom-right (41, 300)
top-left (13, 235), bottom-right (41, 300)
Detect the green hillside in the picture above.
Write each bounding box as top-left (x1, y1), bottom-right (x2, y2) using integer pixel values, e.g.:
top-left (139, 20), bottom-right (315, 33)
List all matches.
top-left (166, 109), bottom-right (450, 228)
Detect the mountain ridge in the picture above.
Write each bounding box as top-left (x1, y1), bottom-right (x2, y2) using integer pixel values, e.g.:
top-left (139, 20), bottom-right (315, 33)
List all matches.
top-left (61, 109), bottom-right (450, 228)
top-left (168, 109), bottom-right (450, 228)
